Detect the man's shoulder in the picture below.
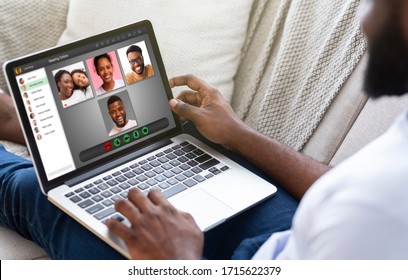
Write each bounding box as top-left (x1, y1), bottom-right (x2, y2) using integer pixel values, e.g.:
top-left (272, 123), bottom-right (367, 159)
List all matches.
top-left (125, 71), bottom-right (135, 78)
top-left (127, 119), bottom-right (137, 126)
top-left (126, 72), bottom-right (137, 83)
top-left (108, 127), bottom-right (118, 136)
top-left (146, 64), bottom-right (155, 76)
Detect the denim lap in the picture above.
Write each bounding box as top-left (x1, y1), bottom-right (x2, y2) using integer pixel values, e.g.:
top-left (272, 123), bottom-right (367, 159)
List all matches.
top-left (0, 122), bottom-right (298, 259)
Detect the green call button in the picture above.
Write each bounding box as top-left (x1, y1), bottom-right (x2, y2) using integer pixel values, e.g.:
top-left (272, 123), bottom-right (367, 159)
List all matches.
top-left (123, 134), bottom-right (131, 143)
top-left (142, 126), bottom-right (149, 135)
top-left (113, 138), bottom-right (121, 147)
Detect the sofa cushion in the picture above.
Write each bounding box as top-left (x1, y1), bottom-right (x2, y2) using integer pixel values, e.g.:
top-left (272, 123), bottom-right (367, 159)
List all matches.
top-left (0, 0), bottom-right (69, 92)
top-left (0, 227), bottom-right (47, 260)
top-left (301, 54), bottom-right (369, 164)
top-left (232, 0), bottom-right (366, 151)
top-left (330, 94), bottom-right (408, 165)
top-left (57, 0), bottom-right (255, 103)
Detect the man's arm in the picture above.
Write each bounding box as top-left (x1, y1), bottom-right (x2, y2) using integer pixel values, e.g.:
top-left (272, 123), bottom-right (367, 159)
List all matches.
top-left (169, 75), bottom-right (330, 200)
top-left (107, 74), bottom-right (330, 259)
top-left (0, 92), bottom-right (25, 145)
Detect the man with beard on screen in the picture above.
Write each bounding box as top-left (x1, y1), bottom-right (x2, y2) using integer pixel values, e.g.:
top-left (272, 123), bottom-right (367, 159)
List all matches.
top-left (107, 95), bottom-right (137, 137)
top-left (125, 45), bottom-right (155, 84)
top-left (0, 0), bottom-right (408, 260)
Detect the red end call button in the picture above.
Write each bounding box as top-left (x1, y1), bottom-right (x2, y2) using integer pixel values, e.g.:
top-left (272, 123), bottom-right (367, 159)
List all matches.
top-left (104, 141), bottom-right (112, 151)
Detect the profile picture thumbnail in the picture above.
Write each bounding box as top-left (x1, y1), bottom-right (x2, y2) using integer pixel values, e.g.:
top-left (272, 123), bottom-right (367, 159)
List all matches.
top-left (52, 61), bottom-right (94, 108)
top-left (118, 41), bottom-right (155, 85)
top-left (86, 51), bottom-right (125, 96)
top-left (98, 91), bottom-right (137, 137)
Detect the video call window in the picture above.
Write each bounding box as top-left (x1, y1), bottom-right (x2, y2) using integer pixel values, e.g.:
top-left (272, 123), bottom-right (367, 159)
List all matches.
top-left (117, 41), bottom-right (155, 85)
top-left (52, 61), bottom-right (94, 108)
top-left (98, 91), bottom-right (138, 137)
top-left (86, 51), bottom-right (125, 96)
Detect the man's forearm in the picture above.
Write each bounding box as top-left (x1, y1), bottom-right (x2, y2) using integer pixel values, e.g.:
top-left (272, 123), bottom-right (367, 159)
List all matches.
top-left (229, 124), bottom-right (330, 201)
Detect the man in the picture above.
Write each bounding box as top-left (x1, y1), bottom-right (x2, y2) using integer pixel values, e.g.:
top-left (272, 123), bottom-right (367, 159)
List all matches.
top-left (125, 45), bottom-right (155, 84)
top-left (107, 95), bottom-right (137, 136)
top-left (0, 0), bottom-right (407, 259)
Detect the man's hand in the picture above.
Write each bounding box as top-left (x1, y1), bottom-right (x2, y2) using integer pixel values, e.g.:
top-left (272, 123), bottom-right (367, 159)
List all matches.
top-left (107, 188), bottom-right (204, 259)
top-left (169, 75), bottom-right (247, 150)
top-left (169, 75), bottom-right (330, 200)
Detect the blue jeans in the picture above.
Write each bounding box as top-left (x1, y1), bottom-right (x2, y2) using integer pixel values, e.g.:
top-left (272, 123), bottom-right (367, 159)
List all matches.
top-left (0, 123), bottom-right (298, 259)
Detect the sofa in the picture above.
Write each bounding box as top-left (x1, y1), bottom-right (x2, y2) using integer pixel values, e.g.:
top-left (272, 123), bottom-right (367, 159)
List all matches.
top-left (1, 0), bottom-right (407, 260)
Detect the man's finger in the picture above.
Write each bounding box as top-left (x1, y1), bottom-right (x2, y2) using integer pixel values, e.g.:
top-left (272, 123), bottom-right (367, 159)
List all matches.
top-left (176, 90), bottom-right (200, 106)
top-left (127, 188), bottom-right (154, 214)
top-left (114, 196), bottom-right (141, 225)
top-left (169, 99), bottom-right (201, 122)
top-left (169, 75), bottom-right (210, 92)
top-left (106, 218), bottom-right (135, 241)
top-left (147, 189), bottom-right (174, 209)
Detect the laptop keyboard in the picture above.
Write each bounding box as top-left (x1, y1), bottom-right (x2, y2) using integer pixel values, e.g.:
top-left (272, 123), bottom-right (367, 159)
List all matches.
top-left (64, 141), bottom-right (230, 223)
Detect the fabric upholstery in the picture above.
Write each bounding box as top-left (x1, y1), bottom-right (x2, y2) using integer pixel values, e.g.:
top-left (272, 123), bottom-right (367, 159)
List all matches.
top-left (0, 226), bottom-right (47, 260)
top-left (331, 94), bottom-right (408, 165)
top-left (0, 0), bottom-right (69, 92)
top-left (232, 0), bottom-right (366, 150)
top-left (301, 54), bottom-right (369, 164)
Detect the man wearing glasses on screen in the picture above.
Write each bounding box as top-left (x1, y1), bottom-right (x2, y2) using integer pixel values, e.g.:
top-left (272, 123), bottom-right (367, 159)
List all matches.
top-left (125, 45), bottom-right (155, 85)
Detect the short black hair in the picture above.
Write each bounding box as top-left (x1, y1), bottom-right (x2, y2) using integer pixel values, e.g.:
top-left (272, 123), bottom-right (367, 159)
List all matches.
top-left (54, 69), bottom-right (71, 92)
top-left (107, 95), bottom-right (123, 108)
top-left (94, 53), bottom-right (112, 71)
top-left (126, 45), bottom-right (143, 57)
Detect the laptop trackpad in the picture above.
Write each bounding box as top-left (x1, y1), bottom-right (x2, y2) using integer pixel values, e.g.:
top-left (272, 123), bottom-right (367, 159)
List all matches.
top-left (171, 189), bottom-right (234, 231)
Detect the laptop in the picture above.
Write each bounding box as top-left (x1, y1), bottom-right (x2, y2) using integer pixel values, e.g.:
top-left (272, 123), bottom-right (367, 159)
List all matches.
top-left (3, 20), bottom-right (277, 259)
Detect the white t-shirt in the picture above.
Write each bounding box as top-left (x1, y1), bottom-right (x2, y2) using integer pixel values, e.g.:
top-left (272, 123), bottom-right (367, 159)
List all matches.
top-left (83, 86), bottom-right (94, 99)
top-left (253, 111), bottom-right (408, 259)
top-left (60, 90), bottom-right (86, 108)
top-left (108, 119), bottom-right (137, 137)
top-left (96, 79), bottom-right (125, 96)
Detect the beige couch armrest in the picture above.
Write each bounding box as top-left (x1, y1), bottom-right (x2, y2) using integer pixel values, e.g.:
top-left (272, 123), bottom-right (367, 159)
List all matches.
top-left (0, 227), bottom-right (48, 260)
top-left (301, 54), bottom-right (369, 164)
top-left (331, 94), bottom-right (408, 165)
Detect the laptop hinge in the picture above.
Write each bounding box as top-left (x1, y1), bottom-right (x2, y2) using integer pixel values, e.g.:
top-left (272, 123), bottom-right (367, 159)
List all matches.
top-left (65, 138), bottom-right (173, 187)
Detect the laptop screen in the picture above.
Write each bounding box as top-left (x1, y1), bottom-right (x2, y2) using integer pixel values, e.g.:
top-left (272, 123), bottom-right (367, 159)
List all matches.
top-left (4, 21), bottom-right (181, 192)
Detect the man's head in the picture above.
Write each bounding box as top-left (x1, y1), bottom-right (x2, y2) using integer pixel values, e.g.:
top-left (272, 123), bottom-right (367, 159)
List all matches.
top-left (107, 95), bottom-right (127, 128)
top-left (361, 0), bottom-right (408, 98)
top-left (126, 45), bottom-right (145, 75)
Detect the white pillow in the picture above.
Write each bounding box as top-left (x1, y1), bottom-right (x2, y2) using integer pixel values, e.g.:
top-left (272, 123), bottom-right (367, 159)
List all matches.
top-left (0, 0), bottom-right (69, 93)
top-left (58, 0), bottom-right (255, 102)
